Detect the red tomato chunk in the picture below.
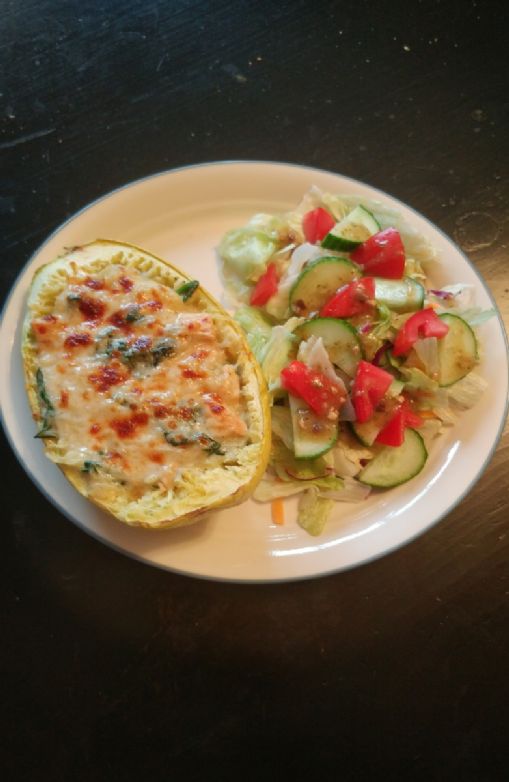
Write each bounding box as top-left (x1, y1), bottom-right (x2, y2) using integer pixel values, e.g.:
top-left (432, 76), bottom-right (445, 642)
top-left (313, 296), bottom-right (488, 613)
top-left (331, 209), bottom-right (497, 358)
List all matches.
top-left (250, 263), bottom-right (279, 306)
top-left (351, 228), bottom-right (405, 279)
top-left (351, 360), bottom-right (393, 423)
top-left (320, 277), bottom-right (375, 318)
top-left (302, 207), bottom-right (335, 244)
top-left (392, 308), bottom-right (449, 357)
top-left (281, 360), bottom-right (345, 419)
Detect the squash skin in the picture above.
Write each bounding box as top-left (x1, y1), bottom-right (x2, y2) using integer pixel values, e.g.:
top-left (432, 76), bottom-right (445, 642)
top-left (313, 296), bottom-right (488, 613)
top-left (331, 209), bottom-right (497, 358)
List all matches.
top-left (22, 239), bottom-right (271, 530)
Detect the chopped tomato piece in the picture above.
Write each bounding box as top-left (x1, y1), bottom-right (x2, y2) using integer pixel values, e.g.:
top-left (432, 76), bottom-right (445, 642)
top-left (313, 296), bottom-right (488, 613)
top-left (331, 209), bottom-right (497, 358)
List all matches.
top-left (403, 402), bottom-right (424, 429)
top-left (280, 360), bottom-right (345, 418)
top-left (320, 277), bottom-right (375, 318)
top-left (302, 207), bottom-right (335, 244)
top-left (351, 227), bottom-right (405, 279)
top-left (392, 308), bottom-right (449, 357)
top-left (375, 399), bottom-right (423, 447)
top-left (351, 360), bottom-right (393, 424)
top-left (250, 262), bottom-right (279, 306)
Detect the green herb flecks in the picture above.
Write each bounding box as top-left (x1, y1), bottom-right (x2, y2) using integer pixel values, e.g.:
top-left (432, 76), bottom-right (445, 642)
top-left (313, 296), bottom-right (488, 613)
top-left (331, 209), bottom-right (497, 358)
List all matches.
top-left (105, 336), bottom-right (176, 368)
top-left (151, 338), bottom-right (176, 366)
top-left (107, 337), bottom-right (129, 355)
top-left (162, 429), bottom-right (225, 455)
top-left (125, 305), bottom-right (142, 323)
top-left (163, 431), bottom-right (190, 447)
top-left (95, 325), bottom-right (116, 342)
top-left (200, 435), bottom-right (225, 455)
top-left (82, 460), bottom-right (100, 473)
top-left (34, 368), bottom-right (56, 438)
top-left (176, 280), bottom-right (199, 302)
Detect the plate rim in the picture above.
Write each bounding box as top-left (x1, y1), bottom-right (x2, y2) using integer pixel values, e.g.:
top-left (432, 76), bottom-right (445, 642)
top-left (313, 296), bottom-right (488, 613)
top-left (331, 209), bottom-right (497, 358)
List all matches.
top-left (1, 159), bottom-right (508, 583)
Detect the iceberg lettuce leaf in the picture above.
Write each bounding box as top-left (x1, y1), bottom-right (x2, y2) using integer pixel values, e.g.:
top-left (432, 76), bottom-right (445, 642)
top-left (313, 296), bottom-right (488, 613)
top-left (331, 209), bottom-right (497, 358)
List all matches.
top-left (298, 488), bottom-right (335, 536)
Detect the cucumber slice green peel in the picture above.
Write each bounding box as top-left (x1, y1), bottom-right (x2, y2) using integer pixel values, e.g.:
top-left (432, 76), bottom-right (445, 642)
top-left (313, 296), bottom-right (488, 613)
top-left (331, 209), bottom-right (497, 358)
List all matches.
top-left (289, 395), bottom-right (338, 459)
top-left (295, 317), bottom-right (363, 378)
top-left (350, 414), bottom-right (386, 447)
top-left (437, 313), bottom-right (478, 387)
top-left (321, 205), bottom-right (380, 252)
top-left (374, 277), bottom-right (425, 313)
top-left (289, 256), bottom-right (359, 317)
top-left (358, 428), bottom-right (428, 487)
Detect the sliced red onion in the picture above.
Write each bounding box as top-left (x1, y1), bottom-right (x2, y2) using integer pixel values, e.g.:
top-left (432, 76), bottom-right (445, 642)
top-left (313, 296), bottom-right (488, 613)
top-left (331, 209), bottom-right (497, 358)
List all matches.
top-left (429, 289), bottom-right (454, 300)
top-left (372, 341), bottom-right (392, 366)
top-left (360, 323), bottom-right (373, 334)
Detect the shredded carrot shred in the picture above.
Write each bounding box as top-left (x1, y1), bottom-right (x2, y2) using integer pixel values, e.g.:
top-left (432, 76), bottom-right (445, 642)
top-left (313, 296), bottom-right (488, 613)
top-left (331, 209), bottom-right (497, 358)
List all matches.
top-left (271, 498), bottom-right (285, 525)
top-left (419, 409), bottom-right (438, 419)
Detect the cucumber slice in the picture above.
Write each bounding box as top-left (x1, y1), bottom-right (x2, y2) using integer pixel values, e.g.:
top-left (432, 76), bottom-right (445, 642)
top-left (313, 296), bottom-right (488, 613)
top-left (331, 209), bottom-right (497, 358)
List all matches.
top-left (289, 395), bottom-right (338, 459)
top-left (350, 416), bottom-right (385, 447)
top-left (296, 317), bottom-right (363, 377)
top-left (437, 313), bottom-right (478, 386)
top-left (359, 428), bottom-right (427, 488)
top-left (374, 277), bottom-right (424, 313)
top-left (289, 257), bottom-right (359, 317)
top-left (321, 206), bottom-right (380, 252)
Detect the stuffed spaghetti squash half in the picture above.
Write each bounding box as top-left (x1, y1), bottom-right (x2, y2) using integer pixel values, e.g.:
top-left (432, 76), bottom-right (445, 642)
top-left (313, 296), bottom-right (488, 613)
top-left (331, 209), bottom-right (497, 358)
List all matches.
top-left (22, 240), bottom-right (270, 529)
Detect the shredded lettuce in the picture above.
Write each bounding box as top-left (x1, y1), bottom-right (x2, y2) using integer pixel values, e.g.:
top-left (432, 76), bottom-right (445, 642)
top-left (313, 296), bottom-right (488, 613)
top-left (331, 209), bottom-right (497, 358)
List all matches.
top-left (320, 191), bottom-right (351, 221)
top-left (264, 285), bottom-right (291, 321)
top-left (261, 321), bottom-right (302, 393)
top-left (400, 366), bottom-right (439, 393)
top-left (333, 433), bottom-right (374, 478)
top-left (319, 476), bottom-right (371, 502)
top-left (298, 488), bottom-right (335, 536)
top-left (387, 378), bottom-right (405, 398)
top-left (254, 473), bottom-right (343, 503)
top-left (430, 284), bottom-right (496, 327)
top-left (418, 419), bottom-right (442, 449)
top-left (253, 476), bottom-right (308, 501)
top-left (219, 228), bottom-right (276, 284)
top-left (246, 213), bottom-right (285, 239)
top-left (234, 305), bottom-right (273, 363)
top-left (270, 438), bottom-right (333, 482)
top-left (447, 371), bottom-right (488, 409)
top-left (451, 307), bottom-right (496, 328)
top-left (437, 283), bottom-right (475, 309)
top-left (432, 407), bottom-right (457, 425)
top-left (413, 337), bottom-right (439, 379)
top-left (270, 406), bottom-right (294, 450)
top-left (373, 302), bottom-right (394, 335)
top-left (284, 188), bottom-right (323, 242)
top-left (298, 335), bottom-right (347, 391)
top-left (404, 257), bottom-right (427, 282)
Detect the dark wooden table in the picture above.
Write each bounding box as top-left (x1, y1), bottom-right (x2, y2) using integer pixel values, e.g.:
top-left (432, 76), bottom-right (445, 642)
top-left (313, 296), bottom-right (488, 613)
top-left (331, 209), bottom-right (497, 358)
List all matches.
top-left (2, 1), bottom-right (508, 779)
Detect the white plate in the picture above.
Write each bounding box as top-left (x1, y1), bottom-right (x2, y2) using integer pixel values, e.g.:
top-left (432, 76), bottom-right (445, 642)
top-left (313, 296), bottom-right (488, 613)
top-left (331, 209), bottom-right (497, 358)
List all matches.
top-left (1, 161), bottom-right (507, 582)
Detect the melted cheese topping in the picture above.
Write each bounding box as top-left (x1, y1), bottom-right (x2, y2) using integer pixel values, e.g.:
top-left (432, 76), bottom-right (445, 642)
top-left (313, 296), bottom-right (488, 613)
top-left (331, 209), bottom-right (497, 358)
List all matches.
top-left (31, 266), bottom-right (248, 494)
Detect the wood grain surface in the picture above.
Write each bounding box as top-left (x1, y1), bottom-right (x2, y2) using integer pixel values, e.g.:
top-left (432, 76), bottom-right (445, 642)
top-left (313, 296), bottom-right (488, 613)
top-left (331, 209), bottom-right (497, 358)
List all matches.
top-left (1, 1), bottom-right (508, 779)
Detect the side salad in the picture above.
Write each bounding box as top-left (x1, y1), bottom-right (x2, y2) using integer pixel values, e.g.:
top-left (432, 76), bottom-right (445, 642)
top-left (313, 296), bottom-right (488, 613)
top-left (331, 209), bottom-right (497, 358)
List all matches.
top-left (218, 188), bottom-right (494, 536)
